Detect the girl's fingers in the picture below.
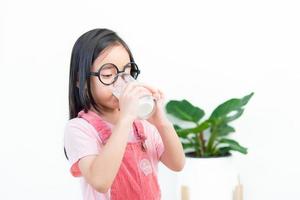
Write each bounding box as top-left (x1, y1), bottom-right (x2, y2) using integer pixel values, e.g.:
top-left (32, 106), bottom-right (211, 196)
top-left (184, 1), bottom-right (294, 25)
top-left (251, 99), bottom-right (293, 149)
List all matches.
top-left (154, 89), bottom-right (165, 101)
top-left (137, 83), bottom-right (164, 99)
top-left (131, 87), bottom-right (152, 99)
top-left (150, 88), bottom-right (164, 101)
top-left (159, 89), bottom-right (165, 99)
top-left (138, 83), bottom-right (159, 94)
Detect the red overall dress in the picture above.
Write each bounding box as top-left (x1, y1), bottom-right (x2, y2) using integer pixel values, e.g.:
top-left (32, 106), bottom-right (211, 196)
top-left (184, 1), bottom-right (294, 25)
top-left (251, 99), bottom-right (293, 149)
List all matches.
top-left (77, 110), bottom-right (161, 200)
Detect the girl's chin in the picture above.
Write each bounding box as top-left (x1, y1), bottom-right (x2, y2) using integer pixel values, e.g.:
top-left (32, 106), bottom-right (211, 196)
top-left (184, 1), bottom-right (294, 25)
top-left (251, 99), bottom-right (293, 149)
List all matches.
top-left (98, 97), bottom-right (119, 110)
top-left (112, 97), bottom-right (120, 107)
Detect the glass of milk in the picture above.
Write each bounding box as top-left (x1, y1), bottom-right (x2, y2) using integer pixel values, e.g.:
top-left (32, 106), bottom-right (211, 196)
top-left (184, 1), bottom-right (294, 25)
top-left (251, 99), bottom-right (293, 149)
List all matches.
top-left (111, 73), bottom-right (156, 120)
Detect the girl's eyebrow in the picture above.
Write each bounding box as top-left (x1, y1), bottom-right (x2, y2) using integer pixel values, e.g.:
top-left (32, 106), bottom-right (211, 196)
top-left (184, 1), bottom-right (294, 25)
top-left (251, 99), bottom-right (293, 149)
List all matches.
top-left (101, 64), bottom-right (115, 70)
top-left (99, 62), bottom-right (131, 71)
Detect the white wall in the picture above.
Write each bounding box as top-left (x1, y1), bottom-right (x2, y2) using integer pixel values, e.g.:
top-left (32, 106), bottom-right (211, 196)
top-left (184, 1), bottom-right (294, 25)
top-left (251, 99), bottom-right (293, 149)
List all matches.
top-left (0, 0), bottom-right (299, 199)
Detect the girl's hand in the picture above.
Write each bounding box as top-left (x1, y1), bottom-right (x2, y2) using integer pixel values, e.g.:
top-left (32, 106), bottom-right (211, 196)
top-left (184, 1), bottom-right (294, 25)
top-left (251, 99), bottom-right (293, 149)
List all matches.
top-left (118, 82), bottom-right (152, 123)
top-left (138, 84), bottom-right (169, 127)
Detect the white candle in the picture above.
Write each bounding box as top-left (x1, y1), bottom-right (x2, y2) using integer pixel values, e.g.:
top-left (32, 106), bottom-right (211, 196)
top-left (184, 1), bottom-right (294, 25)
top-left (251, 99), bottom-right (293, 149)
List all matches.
top-left (233, 175), bottom-right (243, 200)
top-left (181, 185), bottom-right (190, 200)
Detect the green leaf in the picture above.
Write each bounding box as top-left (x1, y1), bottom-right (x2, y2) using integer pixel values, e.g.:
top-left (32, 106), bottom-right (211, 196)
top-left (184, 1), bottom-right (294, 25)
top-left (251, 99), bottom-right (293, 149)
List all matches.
top-left (173, 124), bottom-right (191, 138)
top-left (209, 92), bottom-right (254, 124)
top-left (218, 138), bottom-right (248, 154)
top-left (203, 152), bottom-right (214, 157)
top-left (174, 124), bottom-right (182, 131)
top-left (182, 137), bottom-right (201, 155)
top-left (166, 100), bottom-right (205, 123)
top-left (218, 147), bottom-right (231, 156)
top-left (174, 120), bottom-right (211, 138)
top-left (182, 142), bottom-right (196, 150)
top-left (216, 124), bottom-right (235, 136)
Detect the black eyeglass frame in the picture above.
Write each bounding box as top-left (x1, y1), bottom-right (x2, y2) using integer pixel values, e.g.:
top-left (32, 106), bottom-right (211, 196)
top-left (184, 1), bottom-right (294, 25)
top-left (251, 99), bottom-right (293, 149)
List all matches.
top-left (89, 62), bottom-right (141, 86)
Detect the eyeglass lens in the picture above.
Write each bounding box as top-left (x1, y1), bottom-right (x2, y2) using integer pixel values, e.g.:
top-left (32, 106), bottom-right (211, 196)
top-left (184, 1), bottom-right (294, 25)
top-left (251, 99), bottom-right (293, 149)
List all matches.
top-left (99, 63), bottom-right (137, 85)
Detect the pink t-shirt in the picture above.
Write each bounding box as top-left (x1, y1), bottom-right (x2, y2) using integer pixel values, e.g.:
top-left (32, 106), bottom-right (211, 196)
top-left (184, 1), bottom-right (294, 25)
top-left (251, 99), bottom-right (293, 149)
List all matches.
top-left (64, 117), bottom-right (165, 200)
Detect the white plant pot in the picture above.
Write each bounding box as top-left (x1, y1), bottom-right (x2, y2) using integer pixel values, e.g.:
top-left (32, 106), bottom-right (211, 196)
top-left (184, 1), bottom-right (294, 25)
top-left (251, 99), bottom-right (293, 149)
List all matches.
top-left (179, 156), bottom-right (238, 200)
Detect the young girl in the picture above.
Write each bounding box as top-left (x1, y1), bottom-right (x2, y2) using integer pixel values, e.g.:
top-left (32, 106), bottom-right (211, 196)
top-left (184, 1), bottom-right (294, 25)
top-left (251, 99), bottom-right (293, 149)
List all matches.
top-left (64, 28), bottom-right (185, 200)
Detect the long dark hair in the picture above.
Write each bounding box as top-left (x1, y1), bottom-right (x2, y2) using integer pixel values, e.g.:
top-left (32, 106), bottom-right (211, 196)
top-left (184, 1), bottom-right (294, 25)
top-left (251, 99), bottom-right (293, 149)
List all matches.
top-left (64, 28), bottom-right (135, 159)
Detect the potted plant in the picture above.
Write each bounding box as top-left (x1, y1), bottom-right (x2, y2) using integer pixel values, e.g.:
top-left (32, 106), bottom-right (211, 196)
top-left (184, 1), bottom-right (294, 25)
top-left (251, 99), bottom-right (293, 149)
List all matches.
top-left (165, 92), bottom-right (254, 200)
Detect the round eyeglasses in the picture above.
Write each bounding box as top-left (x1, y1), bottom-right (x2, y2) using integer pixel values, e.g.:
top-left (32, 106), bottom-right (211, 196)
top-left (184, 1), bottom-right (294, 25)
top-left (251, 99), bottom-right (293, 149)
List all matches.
top-left (89, 62), bottom-right (140, 86)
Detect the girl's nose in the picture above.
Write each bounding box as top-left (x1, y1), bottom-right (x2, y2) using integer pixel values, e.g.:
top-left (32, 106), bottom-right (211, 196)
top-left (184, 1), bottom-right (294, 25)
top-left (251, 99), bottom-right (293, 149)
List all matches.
top-left (111, 73), bottom-right (134, 98)
top-left (115, 73), bottom-right (127, 85)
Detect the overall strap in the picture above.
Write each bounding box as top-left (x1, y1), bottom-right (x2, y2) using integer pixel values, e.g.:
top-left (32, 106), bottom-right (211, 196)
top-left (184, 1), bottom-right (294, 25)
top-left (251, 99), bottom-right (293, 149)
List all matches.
top-left (78, 110), bottom-right (112, 144)
top-left (78, 110), bottom-right (147, 146)
top-left (133, 119), bottom-right (147, 151)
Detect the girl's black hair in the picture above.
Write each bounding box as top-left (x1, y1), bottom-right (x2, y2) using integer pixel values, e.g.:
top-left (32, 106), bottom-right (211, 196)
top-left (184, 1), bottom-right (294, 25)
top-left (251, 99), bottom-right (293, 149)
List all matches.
top-left (64, 28), bottom-right (135, 160)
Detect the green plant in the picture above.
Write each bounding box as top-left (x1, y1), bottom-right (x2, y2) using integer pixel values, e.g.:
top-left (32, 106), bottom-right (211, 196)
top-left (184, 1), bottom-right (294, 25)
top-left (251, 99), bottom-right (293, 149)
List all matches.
top-left (166, 92), bottom-right (254, 158)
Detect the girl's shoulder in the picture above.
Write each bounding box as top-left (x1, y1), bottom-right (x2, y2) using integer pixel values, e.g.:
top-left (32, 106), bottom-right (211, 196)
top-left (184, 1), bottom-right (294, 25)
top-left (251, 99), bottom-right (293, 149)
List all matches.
top-left (65, 117), bottom-right (92, 130)
top-left (64, 117), bottom-right (99, 139)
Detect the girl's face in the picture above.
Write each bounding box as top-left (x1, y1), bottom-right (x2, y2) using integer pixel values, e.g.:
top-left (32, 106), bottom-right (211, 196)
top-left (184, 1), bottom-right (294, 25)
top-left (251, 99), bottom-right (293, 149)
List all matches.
top-left (89, 44), bottom-right (131, 112)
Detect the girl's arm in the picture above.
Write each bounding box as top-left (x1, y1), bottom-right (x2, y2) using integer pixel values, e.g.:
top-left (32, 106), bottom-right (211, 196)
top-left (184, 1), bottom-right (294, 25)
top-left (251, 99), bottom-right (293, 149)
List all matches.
top-left (78, 117), bottom-right (132, 193)
top-left (155, 120), bottom-right (186, 171)
top-left (142, 84), bottom-right (185, 171)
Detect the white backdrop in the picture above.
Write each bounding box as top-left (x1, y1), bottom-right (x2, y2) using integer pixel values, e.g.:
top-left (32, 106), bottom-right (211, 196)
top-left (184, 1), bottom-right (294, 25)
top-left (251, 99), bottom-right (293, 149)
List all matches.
top-left (0, 0), bottom-right (299, 199)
